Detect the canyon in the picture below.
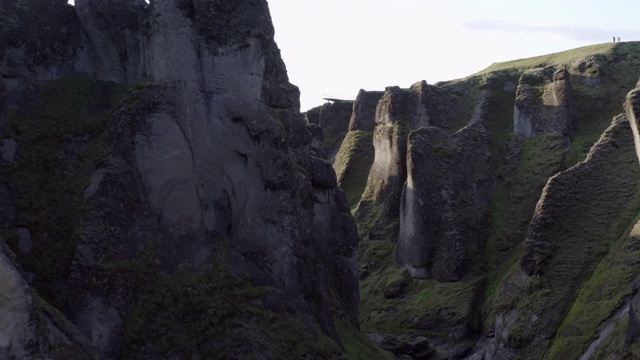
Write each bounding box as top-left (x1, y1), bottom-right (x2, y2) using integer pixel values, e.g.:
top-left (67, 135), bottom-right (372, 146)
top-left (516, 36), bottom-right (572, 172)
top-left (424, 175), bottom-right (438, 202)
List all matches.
top-left (2, 0), bottom-right (640, 359)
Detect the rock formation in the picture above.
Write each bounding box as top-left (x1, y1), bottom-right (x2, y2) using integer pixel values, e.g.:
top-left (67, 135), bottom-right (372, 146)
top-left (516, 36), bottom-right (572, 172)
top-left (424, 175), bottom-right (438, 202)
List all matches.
top-left (353, 43), bottom-right (640, 359)
top-left (333, 90), bottom-right (383, 208)
top-left (348, 89), bottom-right (385, 132)
top-left (0, 239), bottom-right (93, 359)
top-left (625, 84), bottom-right (640, 164)
top-left (514, 68), bottom-right (576, 137)
top-left (397, 123), bottom-right (491, 281)
top-left (305, 99), bottom-right (354, 161)
top-left (356, 82), bottom-right (432, 232)
top-left (6, 3), bottom-right (640, 358)
top-left (0, 0), bottom-right (362, 358)
top-left (490, 114), bottom-right (640, 358)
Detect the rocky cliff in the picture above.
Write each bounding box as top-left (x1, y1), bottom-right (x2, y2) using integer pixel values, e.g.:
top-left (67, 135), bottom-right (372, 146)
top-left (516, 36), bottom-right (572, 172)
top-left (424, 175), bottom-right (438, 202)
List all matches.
top-left (305, 99), bottom-right (354, 161)
top-left (397, 124), bottom-right (491, 281)
top-left (6, 1), bottom-right (640, 359)
top-left (326, 42), bottom-right (640, 359)
top-left (0, 1), bottom-right (380, 359)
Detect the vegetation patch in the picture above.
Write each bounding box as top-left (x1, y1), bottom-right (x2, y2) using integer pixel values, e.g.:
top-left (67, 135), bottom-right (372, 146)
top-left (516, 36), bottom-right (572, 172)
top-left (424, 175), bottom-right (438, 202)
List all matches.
top-left (337, 321), bottom-right (396, 360)
top-left (122, 260), bottom-right (352, 359)
top-left (492, 116), bottom-right (640, 352)
top-left (475, 43), bottom-right (616, 75)
top-left (4, 74), bottom-right (126, 308)
top-left (333, 130), bottom-right (375, 210)
top-left (545, 217), bottom-right (640, 360)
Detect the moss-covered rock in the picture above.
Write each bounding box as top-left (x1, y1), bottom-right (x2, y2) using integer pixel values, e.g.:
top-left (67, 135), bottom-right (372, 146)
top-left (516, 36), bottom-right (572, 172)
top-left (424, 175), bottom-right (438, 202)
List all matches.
top-left (398, 123), bottom-right (492, 281)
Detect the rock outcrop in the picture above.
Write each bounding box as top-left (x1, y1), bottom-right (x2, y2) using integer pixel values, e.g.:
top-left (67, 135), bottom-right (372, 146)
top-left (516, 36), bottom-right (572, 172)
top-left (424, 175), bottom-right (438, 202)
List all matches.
top-left (491, 114), bottom-right (640, 358)
top-left (397, 124), bottom-right (491, 281)
top-left (625, 84), bottom-right (640, 164)
top-left (0, 239), bottom-right (93, 359)
top-left (354, 43), bottom-right (640, 360)
top-left (74, 0), bottom-right (146, 83)
top-left (348, 89), bottom-right (385, 131)
top-left (514, 68), bottom-right (576, 137)
top-left (1, 0), bottom-right (361, 358)
top-left (305, 99), bottom-right (354, 161)
top-left (356, 82), bottom-right (431, 230)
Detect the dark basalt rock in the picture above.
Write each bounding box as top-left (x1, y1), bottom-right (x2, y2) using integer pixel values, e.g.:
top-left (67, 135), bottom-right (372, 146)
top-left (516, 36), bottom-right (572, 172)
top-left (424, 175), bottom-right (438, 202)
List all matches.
top-left (397, 123), bottom-right (491, 281)
top-left (0, 0), bottom-right (359, 358)
top-left (514, 68), bottom-right (576, 137)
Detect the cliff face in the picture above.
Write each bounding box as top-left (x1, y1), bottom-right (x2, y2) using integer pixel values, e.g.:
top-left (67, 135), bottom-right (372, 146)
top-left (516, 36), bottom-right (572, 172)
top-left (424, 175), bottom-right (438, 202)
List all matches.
top-left (0, 1), bottom-right (364, 359)
top-left (514, 68), bottom-right (576, 137)
top-left (305, 100), bottom-right (354, 156)
top-left (397, 124), bottom-right (491, 281)
top-left (327, 42), bottom-right (640, 359)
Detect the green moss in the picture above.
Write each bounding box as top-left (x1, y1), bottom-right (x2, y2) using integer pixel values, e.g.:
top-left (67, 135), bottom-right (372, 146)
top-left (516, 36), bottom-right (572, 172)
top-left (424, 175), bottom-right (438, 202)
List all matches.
top-left (545, 216), bottom-right (640, 360)
top-left (490, 115), bottom-right (640, 356)
top-left (589, 315), bottom-right (640, 359)
top-left (334, 130), bottom-right (375, 210)
top-left (122, 259), bottom-right (351, 359)
top-left (123, 263), bottom-right (244, 356)
top-left (4, 74), bottom-right (126, 308)
top-left (475, 43), bottom-right (617, 75)
top-left (359, 266), bottom-right (483, 338)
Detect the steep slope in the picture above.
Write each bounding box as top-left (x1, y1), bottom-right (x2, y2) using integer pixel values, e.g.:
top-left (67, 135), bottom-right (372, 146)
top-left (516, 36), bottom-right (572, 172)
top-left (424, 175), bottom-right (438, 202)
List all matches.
top-left (0, 0), bottom-right (384, 359)
top-left (329, 42), bottom-right (640, 359)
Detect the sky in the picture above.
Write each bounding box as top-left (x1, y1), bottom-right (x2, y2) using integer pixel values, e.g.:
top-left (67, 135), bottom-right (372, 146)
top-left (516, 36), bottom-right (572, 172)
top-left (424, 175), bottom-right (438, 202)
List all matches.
top-left (267, 0), bottom-right (640, 111)
top-left (66, 0), bottom-right (640, 111)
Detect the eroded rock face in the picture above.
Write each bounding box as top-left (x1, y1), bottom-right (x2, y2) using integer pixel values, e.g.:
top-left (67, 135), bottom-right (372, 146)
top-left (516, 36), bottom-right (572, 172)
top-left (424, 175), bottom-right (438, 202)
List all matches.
top-left (0, 240), bottom-right (92, 359)
top-left (397, 124), bottom-right (491, 281)
top-left (1, 0), bottom-right (358, 357)
top-left (74, 0), bottom-right (146, 83)
top-left (514, 68), bottom-right (576, 137)
top-left (304, 100), bottom-right (354, 161)
top-left (624, 85), bottom-right (640, 164)
top-left (493, 115), bottom-right (640, 358)
top-left (0, 242), bottom-right (33, 358)
top-left (332, 90), bottom-right (382, 208)
top-left (357, 82), bottom-right (432, 223)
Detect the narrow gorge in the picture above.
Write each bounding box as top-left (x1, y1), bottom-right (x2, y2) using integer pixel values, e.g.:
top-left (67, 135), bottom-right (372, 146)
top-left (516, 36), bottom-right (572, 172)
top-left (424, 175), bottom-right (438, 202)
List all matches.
top-left (2, 1), bottom-right (640, 359)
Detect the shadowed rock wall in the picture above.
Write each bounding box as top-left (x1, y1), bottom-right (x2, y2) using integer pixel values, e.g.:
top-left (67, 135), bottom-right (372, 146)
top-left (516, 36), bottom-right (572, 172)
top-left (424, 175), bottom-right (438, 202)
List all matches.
top-left (0, 0), bottom-right (360, 358)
